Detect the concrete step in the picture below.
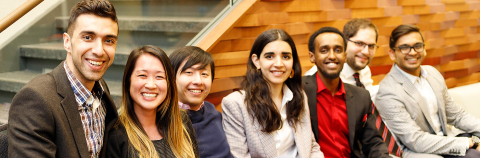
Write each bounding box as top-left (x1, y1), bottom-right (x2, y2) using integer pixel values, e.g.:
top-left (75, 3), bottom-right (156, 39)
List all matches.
top-left (55, 16), bottom-right (213, 33)
top-left (0, 70), bottom-right (122, 107)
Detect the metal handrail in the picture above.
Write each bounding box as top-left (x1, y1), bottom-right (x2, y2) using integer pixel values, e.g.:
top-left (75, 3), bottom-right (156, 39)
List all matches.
top-left (0, 0), bottom-right (44, 33)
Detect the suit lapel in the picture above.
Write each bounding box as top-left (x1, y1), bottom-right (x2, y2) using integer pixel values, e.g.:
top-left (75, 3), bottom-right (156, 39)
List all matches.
top-left (303, 75), bottom-right (319, 142)
top-left (253, 120), bottom-right (276, 157)
top-left (391, 66), bottom-right (437, 134)
top-left (344, 84), bottom-right (356, 151)
top-left (425, 69), bottom-right (448, 136)
top-left (54, 62), bottom-right (89, 158)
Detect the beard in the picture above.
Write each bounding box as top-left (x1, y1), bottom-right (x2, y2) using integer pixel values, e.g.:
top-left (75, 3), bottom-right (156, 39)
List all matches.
top-left (347, 55), bottom-right (369, 71)
top-left (320, 69), bottom-right (341, 80)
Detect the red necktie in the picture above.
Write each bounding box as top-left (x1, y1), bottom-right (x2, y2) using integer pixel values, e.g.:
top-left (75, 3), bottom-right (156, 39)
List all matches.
top-left (353, 73), bottom-right (365, 88)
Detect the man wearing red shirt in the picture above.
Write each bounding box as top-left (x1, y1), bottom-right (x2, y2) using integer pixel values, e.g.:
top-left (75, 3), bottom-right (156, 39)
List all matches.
top-left (302, 27), bottom-right (391, 158)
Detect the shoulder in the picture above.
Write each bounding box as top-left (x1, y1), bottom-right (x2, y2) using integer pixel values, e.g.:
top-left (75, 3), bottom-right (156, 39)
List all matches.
top-left (422, 65), bottom-right (443, 78)
top-left (203, 101), bottom-right (221, 115)
top-left (109, 122), bottom-right (128, 140)
top-left (222, 91), bottom-right (246, 107)
top-left (344, 83), bottom-right (370, 98)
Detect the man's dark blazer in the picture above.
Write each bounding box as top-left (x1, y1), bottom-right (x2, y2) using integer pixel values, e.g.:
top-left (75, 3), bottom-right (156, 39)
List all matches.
top-left (303, 74), bottom-right (390, 158)
top-left (8, 61), bottom-right (118, 158)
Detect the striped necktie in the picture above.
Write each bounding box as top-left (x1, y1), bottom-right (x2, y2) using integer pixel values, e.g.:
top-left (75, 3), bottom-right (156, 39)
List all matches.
top-left (354, 73), bottom-right (402, 157)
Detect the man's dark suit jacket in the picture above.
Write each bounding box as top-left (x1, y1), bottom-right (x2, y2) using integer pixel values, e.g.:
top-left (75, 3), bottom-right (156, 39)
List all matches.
top-left (303, 74), bottom-right (390, 158)
top-left (8, 61), bottom-right (118, 158)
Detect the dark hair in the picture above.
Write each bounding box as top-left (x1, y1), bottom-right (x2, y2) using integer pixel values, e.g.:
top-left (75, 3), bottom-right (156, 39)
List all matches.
top-left (389, 24), bottom-right (424, 49)
top-left (121, 45), bottom-right (177, 137)
top-left (308, 27), bottom-right (347, 53)
top-left (169, 46), bottom-right (215, 81)
top-left (343, 18), bottom-right (379, 42)
top-left (243, 29), bottom-right (304, 133)
top-left (67, 0), bottom-right (118, 35)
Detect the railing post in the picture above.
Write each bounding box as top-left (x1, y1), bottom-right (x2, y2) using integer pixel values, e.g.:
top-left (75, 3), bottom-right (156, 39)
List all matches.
top-left (0, 0), bottom-right (44, 33)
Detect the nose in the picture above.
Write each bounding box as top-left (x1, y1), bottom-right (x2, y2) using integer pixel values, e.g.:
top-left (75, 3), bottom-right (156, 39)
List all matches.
top-left (92, 39), bottom-right (105, 57)
top-left (273, 56), bottom-right (284, 67)
top-left (360, 45), bottom-right (369, 54)
top-left (145, 77), bottom-right (156, 89)
top-left (191, 73), bottom-right (204, 85)
top-left (327, 49), bottom-right (337, 60)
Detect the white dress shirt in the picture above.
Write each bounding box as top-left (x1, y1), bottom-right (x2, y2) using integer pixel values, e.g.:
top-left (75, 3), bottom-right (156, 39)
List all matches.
top-left (395, 64), bottom-right (443, 136)
top-left (304, 64), bottom-right (379, 101)
top-left (274, 85), bottom-right (299, 158)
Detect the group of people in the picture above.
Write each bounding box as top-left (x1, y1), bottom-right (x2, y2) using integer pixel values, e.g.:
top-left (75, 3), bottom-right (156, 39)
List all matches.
top-left (6, 0), bottom-right (480, 158)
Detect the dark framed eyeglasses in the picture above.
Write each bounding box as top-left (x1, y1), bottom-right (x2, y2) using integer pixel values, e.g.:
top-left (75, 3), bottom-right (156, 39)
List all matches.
top-left (394, 43), bottom-right (425, 54)
top-left (347, 39), bottom-right (379, 51)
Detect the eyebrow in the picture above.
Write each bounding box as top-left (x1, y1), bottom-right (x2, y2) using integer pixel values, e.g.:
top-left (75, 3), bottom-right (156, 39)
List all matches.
top-left (320, 45), bottom-right (343, 48)
top-left (136, 69), bottom-right (165, 73)
top-left (79, 30), bottom-right (118, 39)
top-left (264, 52), bottom-right (292, 55)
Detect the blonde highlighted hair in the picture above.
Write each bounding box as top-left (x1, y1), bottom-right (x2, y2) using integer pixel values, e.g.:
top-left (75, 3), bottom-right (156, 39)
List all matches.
top-left (119, 45), bottom-right (195, 158)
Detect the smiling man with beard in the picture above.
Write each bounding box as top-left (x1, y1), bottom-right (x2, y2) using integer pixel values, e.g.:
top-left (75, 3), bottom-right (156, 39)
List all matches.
top-left (375, 24), bottom-right (480, 158)
top-left (8, 1), bottom-right (119, 157)
top-left (305, 19), bottom-right (380, 101)
top-left (303, 27), bottom-right (391, 158)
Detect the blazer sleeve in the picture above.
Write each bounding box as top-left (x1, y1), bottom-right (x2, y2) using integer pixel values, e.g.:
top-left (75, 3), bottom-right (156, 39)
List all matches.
top-left (375, 80), bottom-right (469, 156)
top-left (360, 99), bottom-right (391, 158)
top-left (8, 87), bottom-right (57, 158)
top-left (221, 93), bottom-right (252, 158)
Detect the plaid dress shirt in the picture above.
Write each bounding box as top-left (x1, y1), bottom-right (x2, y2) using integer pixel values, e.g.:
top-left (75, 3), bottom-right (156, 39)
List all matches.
top-left (64, 62), bottom-right (106, 158)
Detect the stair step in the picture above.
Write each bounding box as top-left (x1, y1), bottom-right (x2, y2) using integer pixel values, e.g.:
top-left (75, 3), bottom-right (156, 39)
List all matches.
top-left (20, 43), bottom-right (140, 66)
top-left (0, 70), bottom-right (122, 107)
top-left (55, 16), bottom-right (213, 33)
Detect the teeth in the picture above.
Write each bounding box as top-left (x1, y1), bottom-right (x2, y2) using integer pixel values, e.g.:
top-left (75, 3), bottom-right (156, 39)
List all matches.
top-left (272, 72), bottom-right (283, 75)
top-left (407, 58), bottom-right (417, 61)
top-left (327, 63), bottom-right (337, 66)
top-left (189, 90), bottom-right (202, 93)
top-left (142, 93), bottom-right (157, 98)
top-left (88, 60), bottom-right (103, 66)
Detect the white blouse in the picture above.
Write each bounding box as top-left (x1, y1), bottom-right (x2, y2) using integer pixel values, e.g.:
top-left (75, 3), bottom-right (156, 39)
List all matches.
top-left (274, 85), bottom-right (299, 158)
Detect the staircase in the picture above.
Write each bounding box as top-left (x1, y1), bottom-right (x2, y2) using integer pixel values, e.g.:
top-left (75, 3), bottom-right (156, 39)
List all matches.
top-left (0, 0), bottom-right (229, 112)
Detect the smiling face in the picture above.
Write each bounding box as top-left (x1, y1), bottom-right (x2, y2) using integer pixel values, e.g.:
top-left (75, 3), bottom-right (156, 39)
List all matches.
top-left (64, 14), bottom-right (118, 88)
top-left (176, 60), bottom-right (212, 108)
top-left (388, 32), bottom-right (426, 76)
top-left (130, 54), bottom-right (168, 113)
top-left (252, 40), bottom-right (294, 88)
top-left (309, 32), bottom-right (346, 80)
top-left (346, 28), bottom-right (377, 71)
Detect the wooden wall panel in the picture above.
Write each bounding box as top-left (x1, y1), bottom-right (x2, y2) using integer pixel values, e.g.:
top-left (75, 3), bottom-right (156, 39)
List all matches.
top-left (197, 0), bottom-right (480, 106)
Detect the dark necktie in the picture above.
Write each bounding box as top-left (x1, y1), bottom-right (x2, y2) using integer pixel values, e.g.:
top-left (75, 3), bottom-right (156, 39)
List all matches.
top-left (353, 73), bottom-right (365, 88)
top-left (353, 73), bottom-right (402, 157)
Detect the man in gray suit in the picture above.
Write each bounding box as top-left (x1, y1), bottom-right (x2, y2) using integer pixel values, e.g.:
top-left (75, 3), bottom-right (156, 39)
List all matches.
top-left (8, 0), bottom-right (119, 157)
top-left (376, 24), bottom-right (480, 158)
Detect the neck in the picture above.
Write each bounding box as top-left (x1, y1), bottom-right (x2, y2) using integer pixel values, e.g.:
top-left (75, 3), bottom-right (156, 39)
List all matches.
top-left (66, 59), bottom-right (95, 91)
top-left (268, 82), bottom-right (284, 109)
top-left (397, 64), bottom-right (421, 77)
top-left (318, 73), bottom-right (340, 96)
top-left (134, 107), bottom-right (157, 129)
top-left (187, 102), bottom-right (202, 111)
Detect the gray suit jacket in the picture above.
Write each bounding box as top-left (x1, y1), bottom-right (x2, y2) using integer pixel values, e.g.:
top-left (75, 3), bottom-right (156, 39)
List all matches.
top-left (221, 90), bottom-right (324, 158)
top-left (8, 62), bottom-right (118, 158)
top-left (375, 65), bottom-right (480, 156)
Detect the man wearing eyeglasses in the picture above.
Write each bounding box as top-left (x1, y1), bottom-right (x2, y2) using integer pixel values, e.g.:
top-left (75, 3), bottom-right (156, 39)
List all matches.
top-left (305, 18), bottom-right (380, 101)
top-left (375, 24), bottom-right (480, 158)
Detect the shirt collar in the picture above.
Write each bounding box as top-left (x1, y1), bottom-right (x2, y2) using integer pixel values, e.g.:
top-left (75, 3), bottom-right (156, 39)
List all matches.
top-left (179, 101), bottom-right (205, 111)
top-left (394, 64), bottom-right (428, 84)
top-left (64, 62), bottom-right (104, 107)
top-left (315, 72), bottom-right (345, 95)
top-left (341, 63), bottom-right (357, 77)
